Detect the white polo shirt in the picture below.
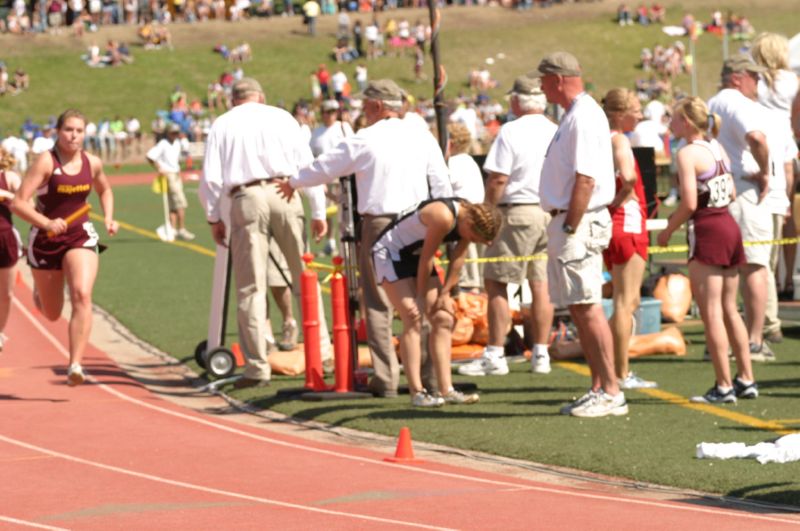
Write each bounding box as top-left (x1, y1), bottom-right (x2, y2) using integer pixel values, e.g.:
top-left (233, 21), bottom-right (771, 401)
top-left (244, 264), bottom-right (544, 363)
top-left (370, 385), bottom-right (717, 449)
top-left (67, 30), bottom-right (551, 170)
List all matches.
top-left (448, 153), bottom-right (484, 204)
top-left (708, 88), bottom-right (767, 194)
top-left (762, 107), bottom-right (799, 216)
top-left (483, 113), bottom-right (557, 204)
top-left (292, 116), bottom-right (453, 216)
top-left (200, 101), bottom-right (325, 222)
top-left (310, 121), bottom-right (353, 157)
top-left (146, 137), bottom-right (182, 174)
top-left (539, 93), bottom-right (615, 212)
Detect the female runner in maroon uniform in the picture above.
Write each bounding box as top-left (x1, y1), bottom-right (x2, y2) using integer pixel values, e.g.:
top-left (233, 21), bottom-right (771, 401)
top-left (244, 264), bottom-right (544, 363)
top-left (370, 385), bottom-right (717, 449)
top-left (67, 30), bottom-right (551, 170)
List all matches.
top-left (11, 109), bottom-right (118, 386)
top-left (657, 97), bottom-right (755, 404)
top-left (601, 88), bottom-right (657, 390)
top-left (0, 147), bottom-right (22, 351)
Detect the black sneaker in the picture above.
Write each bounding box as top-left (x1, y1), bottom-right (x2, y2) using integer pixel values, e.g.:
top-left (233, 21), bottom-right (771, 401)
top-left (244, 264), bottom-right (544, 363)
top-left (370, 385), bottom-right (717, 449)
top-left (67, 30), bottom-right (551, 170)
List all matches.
top-left (690, 385), bottom-right (737, 404)
top-left (733, 376), bottom-right (759, 399)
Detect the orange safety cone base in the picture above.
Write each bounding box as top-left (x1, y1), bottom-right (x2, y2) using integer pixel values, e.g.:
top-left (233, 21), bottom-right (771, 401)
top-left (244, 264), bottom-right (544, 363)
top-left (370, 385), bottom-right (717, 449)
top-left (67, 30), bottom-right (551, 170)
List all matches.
top-left (304, 369), bottom-right (332, 392)
top-left (384, 427), bottom-right (424, 464)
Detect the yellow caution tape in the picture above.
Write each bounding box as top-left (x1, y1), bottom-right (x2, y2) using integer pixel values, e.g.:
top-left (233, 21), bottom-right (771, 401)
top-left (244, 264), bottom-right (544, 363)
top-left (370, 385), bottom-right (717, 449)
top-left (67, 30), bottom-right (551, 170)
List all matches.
top-left (438, 236), bottom-right (800, 265)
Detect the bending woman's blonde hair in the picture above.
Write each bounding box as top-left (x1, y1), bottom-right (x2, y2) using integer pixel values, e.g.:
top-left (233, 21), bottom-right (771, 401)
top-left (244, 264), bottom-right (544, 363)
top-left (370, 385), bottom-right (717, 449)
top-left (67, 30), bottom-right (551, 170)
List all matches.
top-left (461, 201), bottom-right (503, 242)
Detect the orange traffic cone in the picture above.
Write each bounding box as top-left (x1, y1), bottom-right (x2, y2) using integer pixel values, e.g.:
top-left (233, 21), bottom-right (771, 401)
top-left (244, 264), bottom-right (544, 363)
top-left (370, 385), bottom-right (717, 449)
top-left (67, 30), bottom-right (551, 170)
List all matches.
top-left (384, 426), bottom-right (423, 463)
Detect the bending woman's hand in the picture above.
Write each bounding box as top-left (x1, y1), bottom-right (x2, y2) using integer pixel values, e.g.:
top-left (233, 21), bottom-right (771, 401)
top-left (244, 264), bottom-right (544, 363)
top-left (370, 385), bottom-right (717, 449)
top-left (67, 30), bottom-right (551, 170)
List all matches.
top-left (429, 292), bottom-right (455, 319)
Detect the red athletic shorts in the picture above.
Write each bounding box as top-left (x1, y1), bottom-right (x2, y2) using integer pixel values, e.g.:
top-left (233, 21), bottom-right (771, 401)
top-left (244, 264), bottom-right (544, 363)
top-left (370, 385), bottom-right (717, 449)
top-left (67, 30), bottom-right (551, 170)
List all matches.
top-left (27, 222), bottom-right (99, 270)
top-left (0, 228), bottom-right (21, 268)
top-left (603, 231), bottom-right (648, 270)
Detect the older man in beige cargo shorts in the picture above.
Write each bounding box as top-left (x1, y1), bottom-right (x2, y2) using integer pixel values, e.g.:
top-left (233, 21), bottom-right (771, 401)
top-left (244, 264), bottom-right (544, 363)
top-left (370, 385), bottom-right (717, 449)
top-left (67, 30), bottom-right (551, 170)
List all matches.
top-left (538, 51), bottom-right (627, 419)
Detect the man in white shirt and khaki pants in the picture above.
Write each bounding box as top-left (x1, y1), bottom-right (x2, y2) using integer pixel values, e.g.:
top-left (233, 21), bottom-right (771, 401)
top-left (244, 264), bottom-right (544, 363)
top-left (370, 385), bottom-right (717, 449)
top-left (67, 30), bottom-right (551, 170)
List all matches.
top-left (200, 78), bottom-right (327, 389)
top-left (280, 79), bottom-right (453, 398)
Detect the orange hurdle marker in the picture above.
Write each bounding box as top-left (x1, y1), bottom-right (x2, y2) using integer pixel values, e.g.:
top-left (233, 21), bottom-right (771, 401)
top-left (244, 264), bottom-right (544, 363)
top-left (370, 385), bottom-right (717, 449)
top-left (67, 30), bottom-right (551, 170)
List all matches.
top-left (384, 427), bottom-right (423, 464)
top-left (46, 203), bottom-right (91, 238)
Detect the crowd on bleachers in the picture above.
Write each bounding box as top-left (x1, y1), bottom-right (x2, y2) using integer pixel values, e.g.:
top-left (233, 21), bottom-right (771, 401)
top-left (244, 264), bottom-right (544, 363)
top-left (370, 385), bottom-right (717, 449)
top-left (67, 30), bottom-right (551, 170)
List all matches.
top-left (0, 0), bottom-right (597, 35)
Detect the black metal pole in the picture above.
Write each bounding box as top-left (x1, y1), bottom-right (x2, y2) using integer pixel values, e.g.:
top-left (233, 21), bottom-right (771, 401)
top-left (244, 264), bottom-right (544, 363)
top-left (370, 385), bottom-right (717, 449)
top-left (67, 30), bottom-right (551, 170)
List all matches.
top-left (427, 1), bottom-right (447, 155)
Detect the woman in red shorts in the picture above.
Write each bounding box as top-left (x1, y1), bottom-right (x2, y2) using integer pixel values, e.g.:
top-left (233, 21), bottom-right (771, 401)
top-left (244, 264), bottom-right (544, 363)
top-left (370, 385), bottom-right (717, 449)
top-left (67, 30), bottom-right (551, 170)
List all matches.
top-left (11, 109), bottom-right (118, 386)
top-left (601, 88), bottom-right (657, 390)
top-left (0, 146), bottom-right (22, 351)
top-left (657, 97), bottom-right (755, 404)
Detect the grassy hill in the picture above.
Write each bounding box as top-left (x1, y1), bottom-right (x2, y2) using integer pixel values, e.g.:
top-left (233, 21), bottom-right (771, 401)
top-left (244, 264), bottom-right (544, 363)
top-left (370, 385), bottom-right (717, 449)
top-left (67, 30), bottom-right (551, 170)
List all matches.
top-left (1, 0), bottom-right (799, 130)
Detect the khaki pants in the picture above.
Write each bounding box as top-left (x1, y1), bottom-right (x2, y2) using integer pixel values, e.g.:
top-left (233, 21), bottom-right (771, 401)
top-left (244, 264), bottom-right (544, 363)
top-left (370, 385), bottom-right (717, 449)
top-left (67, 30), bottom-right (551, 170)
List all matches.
top-left (764, 213), bottom-right (784, 335)
top-left (230, 181), bottom-right (305, 380)
top-left (358, 214), bottom-right (435, 396)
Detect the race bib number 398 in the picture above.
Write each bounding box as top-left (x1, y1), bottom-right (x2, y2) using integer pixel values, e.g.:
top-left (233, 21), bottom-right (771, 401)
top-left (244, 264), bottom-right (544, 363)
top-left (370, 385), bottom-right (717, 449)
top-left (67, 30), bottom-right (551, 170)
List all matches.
top-left (706, 173), bottom-right (733, 208)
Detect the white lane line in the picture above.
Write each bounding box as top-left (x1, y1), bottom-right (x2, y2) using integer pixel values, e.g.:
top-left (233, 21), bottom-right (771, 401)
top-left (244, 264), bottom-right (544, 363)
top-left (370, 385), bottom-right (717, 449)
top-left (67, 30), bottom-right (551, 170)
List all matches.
top-left (13, 298), bottom-right (800, 527)
top-left (0, 434), bottom-right (454, 531)
top-left (0, 515), bottom-right (68, 530)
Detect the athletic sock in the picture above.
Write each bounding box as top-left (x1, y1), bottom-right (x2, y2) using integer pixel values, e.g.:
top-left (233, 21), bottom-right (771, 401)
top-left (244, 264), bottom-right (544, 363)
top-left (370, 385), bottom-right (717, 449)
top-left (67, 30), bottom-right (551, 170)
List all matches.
top-left (484, 345), bottom-right (504, 359)
top-left (717, 385), bottom-right (733, 394)
top-left (533, 344), bottom-right (549, 358)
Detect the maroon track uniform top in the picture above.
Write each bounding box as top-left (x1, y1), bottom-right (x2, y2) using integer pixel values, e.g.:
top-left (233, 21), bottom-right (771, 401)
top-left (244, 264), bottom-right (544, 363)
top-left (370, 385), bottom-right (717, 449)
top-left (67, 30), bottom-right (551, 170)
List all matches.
top-left (687, 140), bottom-right (745, 268)
top-left (0, 171), bottom-right (20, 268)
top-left (27, 150), bottom-right (98, 270)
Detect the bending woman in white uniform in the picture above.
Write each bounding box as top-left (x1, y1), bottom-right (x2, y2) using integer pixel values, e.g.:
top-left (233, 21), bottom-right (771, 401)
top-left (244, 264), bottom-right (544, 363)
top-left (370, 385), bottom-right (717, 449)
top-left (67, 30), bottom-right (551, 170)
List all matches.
top-left (372, 198), bottom-right (502, 407)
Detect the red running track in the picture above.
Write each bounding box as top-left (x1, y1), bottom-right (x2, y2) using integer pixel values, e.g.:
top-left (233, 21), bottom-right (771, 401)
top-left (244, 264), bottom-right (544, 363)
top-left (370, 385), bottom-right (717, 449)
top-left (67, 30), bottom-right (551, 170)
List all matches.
top-left (1, 281), bottom-right (799, 530)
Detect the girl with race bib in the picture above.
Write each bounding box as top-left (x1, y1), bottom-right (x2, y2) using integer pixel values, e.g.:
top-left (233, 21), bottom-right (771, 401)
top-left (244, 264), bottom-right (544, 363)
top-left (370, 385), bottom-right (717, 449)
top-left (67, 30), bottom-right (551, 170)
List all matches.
top-left (11, 109), bottom-right (119, 387)
top-left (657, 97), bottom-right (756, 404)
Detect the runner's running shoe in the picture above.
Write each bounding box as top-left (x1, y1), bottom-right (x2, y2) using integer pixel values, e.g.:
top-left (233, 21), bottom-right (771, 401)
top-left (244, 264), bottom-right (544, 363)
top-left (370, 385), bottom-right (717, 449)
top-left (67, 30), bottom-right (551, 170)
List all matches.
top-left (733, 376), bottom-right (759, 399)
top-left (690, 385), bottom-right (737, 404)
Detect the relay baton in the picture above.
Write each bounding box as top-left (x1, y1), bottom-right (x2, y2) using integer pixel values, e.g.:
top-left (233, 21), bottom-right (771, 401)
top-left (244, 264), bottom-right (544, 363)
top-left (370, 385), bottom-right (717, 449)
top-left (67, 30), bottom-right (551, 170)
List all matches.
top-left (47, 203), bottom-right (91, 238)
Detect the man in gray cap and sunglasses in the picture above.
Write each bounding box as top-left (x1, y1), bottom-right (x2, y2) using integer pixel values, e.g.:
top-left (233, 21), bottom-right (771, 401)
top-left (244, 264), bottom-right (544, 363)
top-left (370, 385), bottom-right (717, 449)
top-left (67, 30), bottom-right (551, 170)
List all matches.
top-left (538, 51), bottom-right (627, 418)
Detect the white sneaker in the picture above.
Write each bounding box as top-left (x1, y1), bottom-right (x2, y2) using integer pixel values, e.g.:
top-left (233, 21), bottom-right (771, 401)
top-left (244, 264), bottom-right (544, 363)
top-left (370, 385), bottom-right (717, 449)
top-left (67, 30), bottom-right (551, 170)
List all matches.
top-left (619, 372), bottom-right (657, 389)
top-left (532, 354), bottom-right (551, 374)
top-left (457, 356), bottom-right (509, 376)
top-left (176, 228), bottom-right (196, 241)
top-left (559, 389), bottom-right (598, 415)
top-left (437, 388), bottom-right (479, 404)
top-left (571, 390), bottom-right (629, 418)
top-left (67, 364), bottom-right (85, 387)
top-left (411, 390), bottom-right (445, 408)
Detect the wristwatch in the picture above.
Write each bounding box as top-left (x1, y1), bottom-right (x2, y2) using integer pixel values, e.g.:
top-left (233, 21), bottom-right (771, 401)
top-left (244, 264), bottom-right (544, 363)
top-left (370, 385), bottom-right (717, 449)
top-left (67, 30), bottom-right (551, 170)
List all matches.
top-left (562, 222), bottom-right (575, 235)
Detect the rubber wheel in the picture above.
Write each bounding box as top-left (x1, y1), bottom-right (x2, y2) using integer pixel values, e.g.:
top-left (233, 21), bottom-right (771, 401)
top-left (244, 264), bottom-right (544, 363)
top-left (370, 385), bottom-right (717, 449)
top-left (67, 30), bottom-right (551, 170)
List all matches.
top-left (194, 340), bottom-right (208, 369)
top-left (207, 347), bottom-right (236, 379)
